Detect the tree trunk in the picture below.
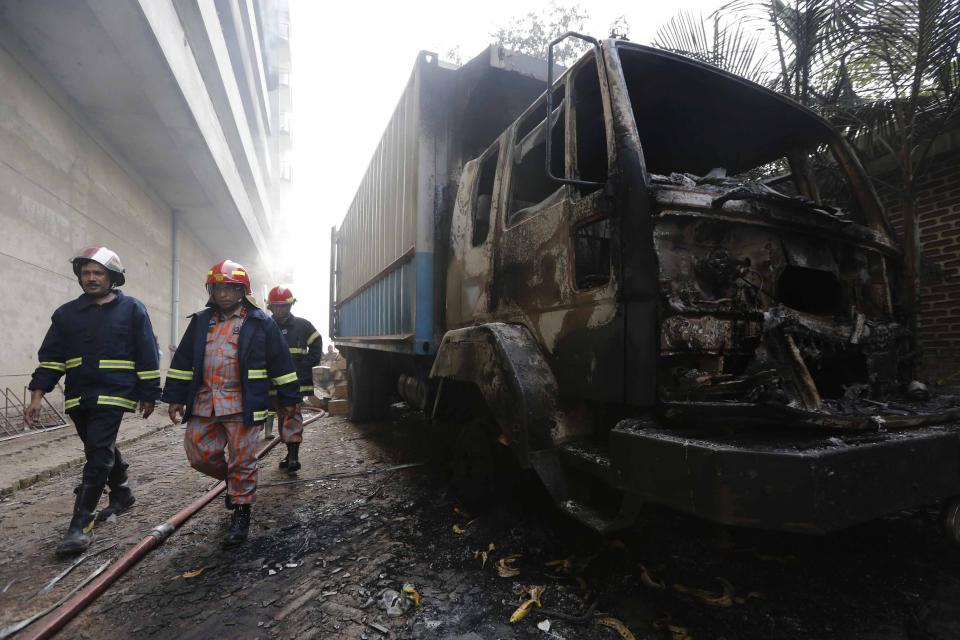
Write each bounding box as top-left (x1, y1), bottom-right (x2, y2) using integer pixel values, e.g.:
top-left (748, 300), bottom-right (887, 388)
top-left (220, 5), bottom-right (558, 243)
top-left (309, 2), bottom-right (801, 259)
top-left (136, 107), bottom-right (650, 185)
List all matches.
top-left (901, 191), bottom-right (921, 378)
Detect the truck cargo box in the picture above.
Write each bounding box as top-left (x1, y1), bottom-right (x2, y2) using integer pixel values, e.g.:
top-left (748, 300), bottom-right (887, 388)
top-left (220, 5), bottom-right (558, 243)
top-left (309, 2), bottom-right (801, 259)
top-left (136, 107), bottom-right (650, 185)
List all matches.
top-left (330, 47), bottom-right (553, 355)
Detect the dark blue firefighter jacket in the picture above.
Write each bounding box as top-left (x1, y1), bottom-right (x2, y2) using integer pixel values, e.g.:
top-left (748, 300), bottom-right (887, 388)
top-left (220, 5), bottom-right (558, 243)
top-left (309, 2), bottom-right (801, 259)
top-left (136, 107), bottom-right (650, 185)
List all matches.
top-left (29, 290), bottom-right (161, 412)
top-left (161, 305), bottom-right (300, 426)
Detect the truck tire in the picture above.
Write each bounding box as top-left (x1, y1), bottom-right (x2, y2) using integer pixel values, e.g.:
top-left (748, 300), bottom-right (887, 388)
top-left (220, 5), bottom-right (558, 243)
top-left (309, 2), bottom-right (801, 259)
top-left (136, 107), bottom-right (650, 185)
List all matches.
top-left (346, 351), bottom-right (389, 423)
top-left (449, 419), bottom-right (510, 508)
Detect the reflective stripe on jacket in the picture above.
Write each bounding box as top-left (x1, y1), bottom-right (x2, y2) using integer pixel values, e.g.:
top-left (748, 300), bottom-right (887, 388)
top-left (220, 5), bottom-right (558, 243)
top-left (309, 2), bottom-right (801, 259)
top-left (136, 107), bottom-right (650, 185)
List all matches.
top-left (275, 314), bottom-right (322, 394)
top-left (161, 305), bottom-right (300, 426)
top-left (28, 290), bottom-right (161, 412)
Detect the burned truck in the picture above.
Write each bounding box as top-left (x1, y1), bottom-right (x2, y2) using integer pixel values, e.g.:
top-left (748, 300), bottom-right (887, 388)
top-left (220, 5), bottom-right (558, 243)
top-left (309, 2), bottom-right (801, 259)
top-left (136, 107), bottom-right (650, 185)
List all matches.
top-left (330, 36), bottom-right (960, 537)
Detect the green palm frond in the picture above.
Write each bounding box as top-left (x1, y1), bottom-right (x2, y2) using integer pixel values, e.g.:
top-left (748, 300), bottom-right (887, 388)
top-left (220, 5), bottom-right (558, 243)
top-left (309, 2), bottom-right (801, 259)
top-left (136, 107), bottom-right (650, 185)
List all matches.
top-left (722, 0), bottom-right (859, 103)
top-left (834, 0), bottom-right (960, 170)
top-left (653, 10), bottom-right (773, 84)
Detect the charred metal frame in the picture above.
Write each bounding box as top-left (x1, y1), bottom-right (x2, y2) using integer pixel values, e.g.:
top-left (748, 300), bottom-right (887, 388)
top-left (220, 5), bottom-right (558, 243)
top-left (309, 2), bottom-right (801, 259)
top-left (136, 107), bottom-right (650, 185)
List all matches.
top-left (379, 40), bottom-right (960, 535)
top-left (546, 32), bottom-right (604, 190)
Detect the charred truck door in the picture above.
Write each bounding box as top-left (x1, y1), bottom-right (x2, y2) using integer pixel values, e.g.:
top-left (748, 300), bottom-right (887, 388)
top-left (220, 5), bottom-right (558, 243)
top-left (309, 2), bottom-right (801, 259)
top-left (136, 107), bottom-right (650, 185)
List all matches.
top-left (447, 48), bottom-right (628, 405)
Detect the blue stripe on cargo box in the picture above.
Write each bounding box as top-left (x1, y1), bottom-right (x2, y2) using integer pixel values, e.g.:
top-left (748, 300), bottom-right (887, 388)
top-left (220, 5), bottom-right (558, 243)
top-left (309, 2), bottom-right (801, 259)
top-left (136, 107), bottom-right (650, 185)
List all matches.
top-left (339, 259), bottom-right (416, 339)
top-left (414, 250), bottom-right (434, 354)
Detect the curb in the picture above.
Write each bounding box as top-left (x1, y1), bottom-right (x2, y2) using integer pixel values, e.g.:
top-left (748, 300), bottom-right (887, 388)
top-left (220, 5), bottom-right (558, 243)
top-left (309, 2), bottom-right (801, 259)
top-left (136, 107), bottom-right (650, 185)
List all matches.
top-left (0, 422), bottom-right (177, 498)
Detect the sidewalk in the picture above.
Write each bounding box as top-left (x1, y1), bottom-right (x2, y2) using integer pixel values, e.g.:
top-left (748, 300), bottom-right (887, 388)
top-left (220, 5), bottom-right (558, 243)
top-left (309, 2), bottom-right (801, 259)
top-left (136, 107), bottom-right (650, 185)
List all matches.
top-left (0, 411), bottom-right (176, 497)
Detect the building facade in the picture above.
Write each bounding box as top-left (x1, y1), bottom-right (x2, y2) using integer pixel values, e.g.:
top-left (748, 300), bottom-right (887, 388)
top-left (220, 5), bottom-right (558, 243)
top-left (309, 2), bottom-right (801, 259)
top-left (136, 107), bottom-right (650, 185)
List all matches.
top-left (260, 0), bottom-right (294, 282)
top-left (0, 0), bottom-right (292, 405)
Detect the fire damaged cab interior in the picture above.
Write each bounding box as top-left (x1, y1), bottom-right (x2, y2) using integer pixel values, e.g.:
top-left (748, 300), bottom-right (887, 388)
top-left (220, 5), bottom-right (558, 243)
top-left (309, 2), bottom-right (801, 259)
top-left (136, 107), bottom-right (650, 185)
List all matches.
top-left (439, 39), bottom-right (960, 536)
top-left (615, 43), bottom-right (960, 433)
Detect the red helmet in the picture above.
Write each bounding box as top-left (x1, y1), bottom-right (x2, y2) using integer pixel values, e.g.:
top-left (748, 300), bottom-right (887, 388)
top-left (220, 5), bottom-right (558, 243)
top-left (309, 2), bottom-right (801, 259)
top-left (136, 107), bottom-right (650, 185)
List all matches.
top-left (267, 286), bottom-right (296, 305)
top-left (70, 246), bottom-right (125, 286)
top-left (206, 259), bottom-right (252, 294)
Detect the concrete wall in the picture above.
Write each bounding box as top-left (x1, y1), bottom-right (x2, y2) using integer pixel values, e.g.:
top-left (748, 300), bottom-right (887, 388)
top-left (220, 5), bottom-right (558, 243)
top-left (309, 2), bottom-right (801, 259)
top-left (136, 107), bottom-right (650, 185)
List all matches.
top-left (0, 39), bottom-right (219, 399)
top-left (878, 148), bottom-right (960, 385)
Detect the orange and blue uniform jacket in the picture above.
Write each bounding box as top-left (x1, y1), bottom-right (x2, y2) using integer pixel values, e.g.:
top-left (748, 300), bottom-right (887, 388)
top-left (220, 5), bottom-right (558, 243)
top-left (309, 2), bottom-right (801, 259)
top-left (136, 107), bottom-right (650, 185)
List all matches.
top-left (28, 291), bottom-right (161, 411)
top-left (162, 305), bottom-right (300, 425)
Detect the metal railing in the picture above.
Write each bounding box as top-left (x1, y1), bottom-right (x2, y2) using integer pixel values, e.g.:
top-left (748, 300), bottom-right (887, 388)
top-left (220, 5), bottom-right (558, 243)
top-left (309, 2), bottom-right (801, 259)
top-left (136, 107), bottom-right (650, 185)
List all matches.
top-left (0, 384), bottom-right (67, 442)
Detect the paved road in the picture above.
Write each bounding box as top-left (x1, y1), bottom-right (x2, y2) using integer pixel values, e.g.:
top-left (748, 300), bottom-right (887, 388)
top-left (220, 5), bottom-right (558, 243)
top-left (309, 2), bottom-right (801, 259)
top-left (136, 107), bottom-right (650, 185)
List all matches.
top-left (1, 410), bottom-right (960, 639)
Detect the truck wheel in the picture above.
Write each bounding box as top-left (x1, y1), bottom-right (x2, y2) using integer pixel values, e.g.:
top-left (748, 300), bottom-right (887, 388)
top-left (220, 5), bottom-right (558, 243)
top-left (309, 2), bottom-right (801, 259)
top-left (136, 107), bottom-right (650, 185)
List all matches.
top-left (449, 419), bottom-right (508, 508)
top-left (347, 351), bottom-right (389, 423)
top-left (941, 498), bottom-right (960, 545)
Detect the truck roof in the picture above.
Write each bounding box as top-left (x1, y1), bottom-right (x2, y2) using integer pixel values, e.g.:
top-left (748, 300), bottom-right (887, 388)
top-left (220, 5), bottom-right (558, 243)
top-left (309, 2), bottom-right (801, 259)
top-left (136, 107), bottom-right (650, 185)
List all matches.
top-left (610, 40), bottom-right (835, 175)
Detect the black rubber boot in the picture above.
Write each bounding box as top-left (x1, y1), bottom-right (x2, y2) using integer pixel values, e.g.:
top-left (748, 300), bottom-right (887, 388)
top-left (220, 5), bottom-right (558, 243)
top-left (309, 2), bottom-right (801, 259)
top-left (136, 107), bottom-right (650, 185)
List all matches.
top-left (278, 443), bottom-right (289, 469)
top-left (224, 492), bottom-right (234, 510)
top-left (57, 484), bottom-right (102, 556)
top-left (96, 483), bottom-right (135, 522)
top-left (285, 442), bottom-right (301, 473)
top-left (222, 505), bottom-right (251, 548)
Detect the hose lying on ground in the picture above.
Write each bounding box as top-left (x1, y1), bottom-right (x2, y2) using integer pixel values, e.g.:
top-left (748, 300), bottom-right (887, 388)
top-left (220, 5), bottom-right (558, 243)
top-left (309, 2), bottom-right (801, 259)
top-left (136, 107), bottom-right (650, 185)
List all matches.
top-left (16, 412), bottom-right (326, 640)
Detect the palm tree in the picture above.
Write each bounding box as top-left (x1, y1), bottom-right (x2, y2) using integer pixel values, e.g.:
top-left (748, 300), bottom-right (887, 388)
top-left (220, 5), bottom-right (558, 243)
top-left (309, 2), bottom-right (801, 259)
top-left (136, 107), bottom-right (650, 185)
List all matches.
top-left (833, 0), bottom-right (960, 348)
top-left (653, 1), bottom-right (855, 103)
top-left (653, 9), bottom-right (772, 84)
top-left (757, 0), bottom-right (854, 106)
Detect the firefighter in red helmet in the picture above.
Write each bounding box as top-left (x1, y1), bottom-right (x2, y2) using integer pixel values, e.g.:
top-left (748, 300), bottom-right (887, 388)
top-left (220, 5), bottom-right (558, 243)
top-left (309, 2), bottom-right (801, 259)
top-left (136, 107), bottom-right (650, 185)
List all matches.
top-left (266, 286), bottom-right (322, 472)
top-left (162, 260), bottom-right (300, 547)
top-left (26, 246), bottom-right (160, 555)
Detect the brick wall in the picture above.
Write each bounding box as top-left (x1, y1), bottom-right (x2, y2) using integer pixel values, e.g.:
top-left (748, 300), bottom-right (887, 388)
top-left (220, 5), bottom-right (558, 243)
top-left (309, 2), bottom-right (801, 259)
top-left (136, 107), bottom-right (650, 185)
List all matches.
top-left (878, 148), bottom-right (960, 384)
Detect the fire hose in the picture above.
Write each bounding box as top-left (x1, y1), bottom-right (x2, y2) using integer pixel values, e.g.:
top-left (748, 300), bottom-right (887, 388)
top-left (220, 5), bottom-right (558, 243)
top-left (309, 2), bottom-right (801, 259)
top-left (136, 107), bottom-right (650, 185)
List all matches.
top-left (18, 412), bottom-right (325, 640)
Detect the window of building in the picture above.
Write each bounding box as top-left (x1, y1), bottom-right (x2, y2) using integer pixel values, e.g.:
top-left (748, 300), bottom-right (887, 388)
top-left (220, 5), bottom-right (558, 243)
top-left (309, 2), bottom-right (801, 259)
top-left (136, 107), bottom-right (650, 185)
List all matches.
top-left (472, 145), bottom-right (499, 247)
top-left (280, 157), bottom-right (292, 182)
top-left (280, 111), bottom-right (292, 134)
top-left (278, 19), bottom-right (289, 40)
top-left (279, 69), bottom-right (290, 86)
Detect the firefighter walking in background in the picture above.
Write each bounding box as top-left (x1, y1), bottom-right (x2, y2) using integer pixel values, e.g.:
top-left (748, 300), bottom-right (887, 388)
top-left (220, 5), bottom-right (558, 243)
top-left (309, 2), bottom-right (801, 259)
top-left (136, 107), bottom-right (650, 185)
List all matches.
top-left (266, 286), bottom-right (322, 472)
top-left (25, 247), bottom-right (160, 556)
top-left (162, 260), bottom-right (300, 548)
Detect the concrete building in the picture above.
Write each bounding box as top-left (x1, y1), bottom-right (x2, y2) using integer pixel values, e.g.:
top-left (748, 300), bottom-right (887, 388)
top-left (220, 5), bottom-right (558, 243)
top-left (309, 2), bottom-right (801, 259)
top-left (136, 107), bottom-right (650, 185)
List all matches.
top-left (260, 0), bottom-right (294, 281)
top-left (0, 0), bottom-right (293, 408)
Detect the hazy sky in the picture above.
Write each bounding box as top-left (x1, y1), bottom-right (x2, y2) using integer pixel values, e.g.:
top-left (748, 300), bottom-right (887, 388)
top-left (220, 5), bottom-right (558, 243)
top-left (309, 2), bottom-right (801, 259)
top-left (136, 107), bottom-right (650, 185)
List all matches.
top-left (285, 0), bottom-right (723, 337)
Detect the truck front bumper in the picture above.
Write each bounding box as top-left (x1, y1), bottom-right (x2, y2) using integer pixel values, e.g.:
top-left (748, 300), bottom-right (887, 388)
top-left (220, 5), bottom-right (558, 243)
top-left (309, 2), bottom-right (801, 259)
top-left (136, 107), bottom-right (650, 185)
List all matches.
top-left (610, 419), bottom-right (960, 533)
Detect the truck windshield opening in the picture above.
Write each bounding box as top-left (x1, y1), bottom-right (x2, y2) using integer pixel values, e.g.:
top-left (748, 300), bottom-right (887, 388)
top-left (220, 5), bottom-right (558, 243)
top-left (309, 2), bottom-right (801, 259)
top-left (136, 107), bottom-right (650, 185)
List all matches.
top-left (617, 46), bottom-right (866, 221)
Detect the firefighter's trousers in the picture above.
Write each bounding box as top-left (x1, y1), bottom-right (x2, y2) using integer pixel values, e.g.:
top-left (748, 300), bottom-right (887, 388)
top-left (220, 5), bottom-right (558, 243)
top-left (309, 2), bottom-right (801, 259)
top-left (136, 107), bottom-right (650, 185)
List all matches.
top-left (279, 406), bottom-right (303, 444)
top-left (184, 415), bottom-right (259, 505)
top-left (69, 407), bottom-right (127, 490)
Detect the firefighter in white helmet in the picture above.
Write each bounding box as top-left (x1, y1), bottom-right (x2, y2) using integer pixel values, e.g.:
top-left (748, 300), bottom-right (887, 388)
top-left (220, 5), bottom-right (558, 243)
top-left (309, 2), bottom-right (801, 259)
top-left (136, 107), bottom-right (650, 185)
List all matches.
top-left (26, 247), bottom-right (160, 555)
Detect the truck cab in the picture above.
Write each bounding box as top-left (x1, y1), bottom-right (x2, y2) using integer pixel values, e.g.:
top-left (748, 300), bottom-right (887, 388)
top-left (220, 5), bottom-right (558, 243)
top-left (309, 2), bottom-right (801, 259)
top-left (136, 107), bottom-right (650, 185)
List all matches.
top-left (437, 39), bottom-right (960, 535)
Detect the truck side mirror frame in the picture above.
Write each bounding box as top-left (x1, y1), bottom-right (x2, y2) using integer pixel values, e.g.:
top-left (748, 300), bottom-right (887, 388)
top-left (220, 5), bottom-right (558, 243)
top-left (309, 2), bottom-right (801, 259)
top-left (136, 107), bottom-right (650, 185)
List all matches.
top-left (546, 32), bottom-right (605, 189)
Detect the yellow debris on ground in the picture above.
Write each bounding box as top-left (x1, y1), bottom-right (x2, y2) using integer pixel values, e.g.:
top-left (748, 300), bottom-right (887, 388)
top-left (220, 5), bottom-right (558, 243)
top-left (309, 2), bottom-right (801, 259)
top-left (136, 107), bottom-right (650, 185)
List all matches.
top-left (509, 585), bottom-right (544, 624)
top-left (495, 555), bottom-right (521, 578)
top-left (594, 615), bottom-right (637, 640)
